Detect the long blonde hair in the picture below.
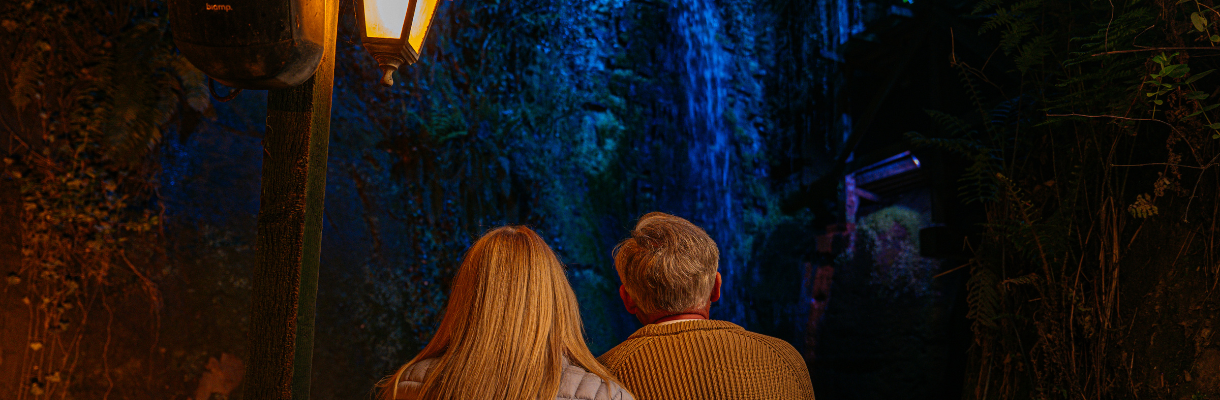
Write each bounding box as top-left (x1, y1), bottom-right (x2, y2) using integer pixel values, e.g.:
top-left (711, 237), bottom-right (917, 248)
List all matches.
top-left (377, 226), bottom-right (623, 400)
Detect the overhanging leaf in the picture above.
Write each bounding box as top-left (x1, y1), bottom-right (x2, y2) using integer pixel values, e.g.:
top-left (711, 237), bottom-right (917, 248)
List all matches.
top-left (1192, 12), bottom-right (1208, 32)
top-left (1185, 69), bottom-right (1213, 85)
top-left (1163, 64), bottom-right (1190, 78)
top-left (1189, 103), bottom-right (1220, 117)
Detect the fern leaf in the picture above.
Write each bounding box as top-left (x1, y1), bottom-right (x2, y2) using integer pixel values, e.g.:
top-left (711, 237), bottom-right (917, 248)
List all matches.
top-left (967, 264), bottom-right (1002, 333)
top-left (10, 50), bottom-right (47, 110)
top-left (1002, 272), bottom-right (1040, 286)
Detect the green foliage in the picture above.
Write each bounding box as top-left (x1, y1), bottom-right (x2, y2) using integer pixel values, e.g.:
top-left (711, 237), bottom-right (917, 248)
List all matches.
top-left (976, 0), bottom-right (1052, 74)
top-left (857, 206), bottom-right (938, 298)
top-left (1127, 193), bottom-right (1158, 218)
top-left (1143, 52), bottom-right (1218, 122)
top-left (1054, 5), bottom-right (1154, 114)
top-left (920, 0), bottom-right (1220, 399)
top-left (907, 109), bottom-right (1004, 203)
top-left (992, 173), bottom-right (1053, 264)
top-left (966, 263), bottom-right (1001, 332)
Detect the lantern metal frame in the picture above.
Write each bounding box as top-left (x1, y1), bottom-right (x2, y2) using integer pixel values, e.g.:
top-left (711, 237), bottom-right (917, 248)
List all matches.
top-left (355, 0), bottom-right (437, 86)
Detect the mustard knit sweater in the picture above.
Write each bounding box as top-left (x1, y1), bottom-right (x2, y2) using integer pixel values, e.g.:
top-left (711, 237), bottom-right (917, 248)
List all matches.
top-left (597, 319), bottom-right (815, 400)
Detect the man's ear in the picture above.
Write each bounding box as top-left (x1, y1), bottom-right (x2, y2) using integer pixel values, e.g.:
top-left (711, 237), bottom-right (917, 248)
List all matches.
top-left (619, 285), bottom-right (641, 315)
top-left (709, 272), bottom-right (722, 303)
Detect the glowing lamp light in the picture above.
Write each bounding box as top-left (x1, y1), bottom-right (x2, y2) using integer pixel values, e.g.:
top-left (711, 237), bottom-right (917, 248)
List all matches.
top-left (356, 0), bottom-right (441, 86)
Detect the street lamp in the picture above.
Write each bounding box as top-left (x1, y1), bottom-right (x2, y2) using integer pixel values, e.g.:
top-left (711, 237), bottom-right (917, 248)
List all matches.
top-left (170, 0), bottom-right (439, 89)
top-left (356, 0), bottom-right (441, 86)
top-left (167, 0), bottom-right (443, 398)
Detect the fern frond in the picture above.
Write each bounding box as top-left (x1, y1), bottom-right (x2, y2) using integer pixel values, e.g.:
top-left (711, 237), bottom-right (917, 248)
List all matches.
top-left (907, 106), bottom-right (1005, 204)
top-left (967, 263), bottom-right (1002, 334)
top-left (10, 48), bottom-right (48, 110)
top-left (925, 109), bottom-right (975, 138)
top-left (972, 0), bottom-right (1009, 16)
top-left (980, 0), bottom-right (1043, 56)
top-left (1002, 272), bottom-right (1040, 286)
top-left (1015, 34), bottom-right (1052, 75)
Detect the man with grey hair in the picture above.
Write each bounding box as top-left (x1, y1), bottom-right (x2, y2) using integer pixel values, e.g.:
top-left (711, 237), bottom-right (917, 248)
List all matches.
top-left (597, 212), bottom-right (815, 400)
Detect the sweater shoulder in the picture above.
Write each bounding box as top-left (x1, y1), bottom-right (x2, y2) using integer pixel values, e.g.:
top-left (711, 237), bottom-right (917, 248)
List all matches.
top-left (725, 329), bottom-right (816, 399)
top-left (729, 329), bottom-right (811, 373)
top-left (597, 334), bottom-right (654, 373)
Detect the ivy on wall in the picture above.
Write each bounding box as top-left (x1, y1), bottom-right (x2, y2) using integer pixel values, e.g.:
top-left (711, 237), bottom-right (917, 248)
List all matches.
top-left (1, 0), bottom-right (209, 397)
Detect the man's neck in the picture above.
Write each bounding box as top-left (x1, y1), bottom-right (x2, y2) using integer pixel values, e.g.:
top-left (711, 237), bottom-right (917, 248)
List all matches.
top-left (655, 318), bottom-right (701, 325)
top-left (644, 307), bottom-right (712, 326)
top-left (651, 312), bottom-right (707, 325)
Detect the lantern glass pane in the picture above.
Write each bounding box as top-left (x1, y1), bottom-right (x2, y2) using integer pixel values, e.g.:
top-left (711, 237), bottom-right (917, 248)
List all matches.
top-left (408, 0), bottom-right (439, 51)
top-left (364, 0), bottom-right (410, 39)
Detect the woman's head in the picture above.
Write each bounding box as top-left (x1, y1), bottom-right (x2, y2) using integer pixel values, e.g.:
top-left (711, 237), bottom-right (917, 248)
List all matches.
top-left (380, 226), bottom-right (618, 400)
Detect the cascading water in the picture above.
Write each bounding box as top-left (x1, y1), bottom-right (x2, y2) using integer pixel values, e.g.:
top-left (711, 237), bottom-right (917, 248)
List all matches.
top-left (671, 0), bottom-right (743, 323)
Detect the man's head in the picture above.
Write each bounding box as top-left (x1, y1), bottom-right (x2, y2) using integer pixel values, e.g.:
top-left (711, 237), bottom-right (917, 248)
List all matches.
top-left (613, 212), bottom-right (720, 318)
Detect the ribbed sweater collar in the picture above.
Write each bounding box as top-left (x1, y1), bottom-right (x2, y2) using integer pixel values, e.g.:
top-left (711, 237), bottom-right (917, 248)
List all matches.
top-left (628, 319), bottom-right (742, 339)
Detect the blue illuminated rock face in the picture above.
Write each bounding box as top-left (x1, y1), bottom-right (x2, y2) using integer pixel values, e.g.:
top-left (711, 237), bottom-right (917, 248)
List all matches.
top-left (153, 0), bottom-right (805, 396)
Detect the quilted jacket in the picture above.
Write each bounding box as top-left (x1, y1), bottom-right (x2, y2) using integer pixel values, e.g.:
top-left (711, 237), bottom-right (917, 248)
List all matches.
top-left (394, 357), bottom-right (634, 400)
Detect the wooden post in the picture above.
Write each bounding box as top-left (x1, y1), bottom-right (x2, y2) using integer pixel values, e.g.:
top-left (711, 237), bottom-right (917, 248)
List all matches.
top-left (243, 0), bottom-right (338, 398)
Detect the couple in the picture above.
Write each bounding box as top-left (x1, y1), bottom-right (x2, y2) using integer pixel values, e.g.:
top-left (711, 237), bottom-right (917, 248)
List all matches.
top-left (377, 212), bottom-right (816, 400)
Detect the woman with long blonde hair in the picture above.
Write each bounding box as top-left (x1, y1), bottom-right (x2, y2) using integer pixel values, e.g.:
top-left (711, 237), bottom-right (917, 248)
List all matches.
top-left (377, 226), bottom-right (632, 400)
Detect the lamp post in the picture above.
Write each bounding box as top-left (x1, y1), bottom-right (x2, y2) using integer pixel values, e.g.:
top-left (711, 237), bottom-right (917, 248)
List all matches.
top-left (170, 0), bottom-right (440, 399)
top-left (357, 0), bottom-right (442, 86)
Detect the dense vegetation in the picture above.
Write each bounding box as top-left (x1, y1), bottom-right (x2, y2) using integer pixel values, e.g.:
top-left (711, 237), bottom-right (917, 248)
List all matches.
top-left (0, 0), bottom-right (206, 397)
top-left (905, 0), bottom-right (1220, 398)
top-left (2, 0), bottom-right (1219, 399)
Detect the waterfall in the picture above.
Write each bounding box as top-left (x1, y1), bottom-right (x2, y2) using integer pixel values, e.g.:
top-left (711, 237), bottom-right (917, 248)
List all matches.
top-left (672, 0), bottom-right (742, 323)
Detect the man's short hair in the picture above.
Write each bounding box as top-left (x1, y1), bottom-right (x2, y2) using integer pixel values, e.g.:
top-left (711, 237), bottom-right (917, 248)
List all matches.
top-left (613, 212), bottom-right (719, 314)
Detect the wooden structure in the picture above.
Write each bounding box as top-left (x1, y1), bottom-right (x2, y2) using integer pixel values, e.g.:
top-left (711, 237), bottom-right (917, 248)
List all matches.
top-left (243, 0), bottom-right (339, 399)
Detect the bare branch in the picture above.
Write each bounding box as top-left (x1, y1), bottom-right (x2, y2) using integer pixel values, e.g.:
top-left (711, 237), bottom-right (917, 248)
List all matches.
top-left (1090, 46), bottom-right (1220, 56)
